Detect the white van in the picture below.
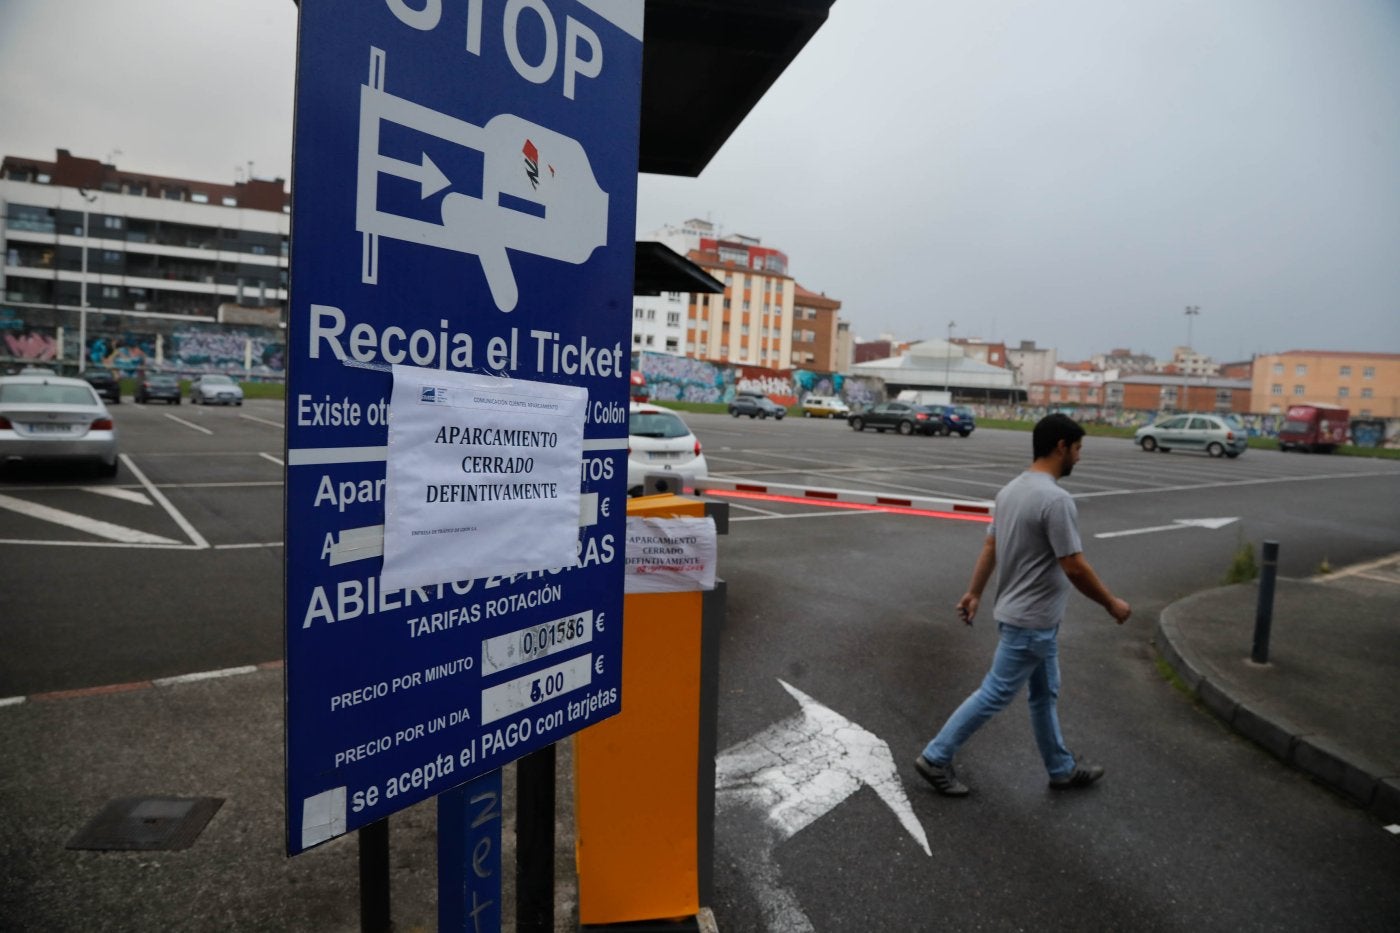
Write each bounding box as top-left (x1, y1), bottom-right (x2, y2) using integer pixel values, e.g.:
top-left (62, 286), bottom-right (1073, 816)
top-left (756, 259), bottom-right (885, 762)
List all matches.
top-left (800, 395), bottom-right (850, 418)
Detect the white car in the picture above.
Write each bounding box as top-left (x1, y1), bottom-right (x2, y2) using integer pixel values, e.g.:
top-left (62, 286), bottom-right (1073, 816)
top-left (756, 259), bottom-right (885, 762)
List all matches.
top-left (189, 374), bottom-right (245, 406)
top-left (0, 375), bottom-right (119, 476)
top-left (627, 402), bottom-right (708, 496)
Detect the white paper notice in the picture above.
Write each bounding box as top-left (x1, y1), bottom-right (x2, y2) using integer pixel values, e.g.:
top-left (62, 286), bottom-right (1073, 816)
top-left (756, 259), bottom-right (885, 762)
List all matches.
top-left (381, 366), bottom-right (586, 590)
top-left (624, 516), bottom-right (718, 593)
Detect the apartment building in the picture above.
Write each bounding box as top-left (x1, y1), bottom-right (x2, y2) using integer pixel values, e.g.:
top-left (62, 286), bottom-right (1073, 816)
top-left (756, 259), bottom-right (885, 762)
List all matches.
top-left (1, 149), bottom-right (288, 367)
top-left (642, 218), bottom-right (853, 371)
top-left (792, 285), bottom-right (844, 372)
top-left (1251, 350), bottom-right (1400, 418)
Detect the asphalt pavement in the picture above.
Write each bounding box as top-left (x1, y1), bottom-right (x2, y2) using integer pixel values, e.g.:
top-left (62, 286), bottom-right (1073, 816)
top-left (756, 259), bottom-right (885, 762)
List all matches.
top-left (2, 554), bottom-right (1397, 930)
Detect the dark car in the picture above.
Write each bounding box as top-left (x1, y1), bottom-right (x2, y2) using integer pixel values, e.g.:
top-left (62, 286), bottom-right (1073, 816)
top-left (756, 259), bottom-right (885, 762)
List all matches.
top-left (135, 374), bottom-right (182, 404)
top-left (847, 401), bottom-right (939, 436)
top-left (927, 404), bottom-right (976, 437)
top-left (728, 394), bottom-right (787, 419)
top-left (81, 368), bottom-right (121, 404)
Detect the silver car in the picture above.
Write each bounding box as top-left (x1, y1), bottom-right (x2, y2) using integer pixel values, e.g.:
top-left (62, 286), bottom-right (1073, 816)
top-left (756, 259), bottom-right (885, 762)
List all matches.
top-left (1134, 413), bottom-right (1247, 458)
top-left (0, 375), bottom-right (119, 476)
top-left (189, 373), bottom-right (245, 406)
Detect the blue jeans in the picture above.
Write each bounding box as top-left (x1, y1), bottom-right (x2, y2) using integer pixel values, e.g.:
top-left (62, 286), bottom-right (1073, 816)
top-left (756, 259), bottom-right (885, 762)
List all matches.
top-left (922, 622), bottom-right (1076, 779)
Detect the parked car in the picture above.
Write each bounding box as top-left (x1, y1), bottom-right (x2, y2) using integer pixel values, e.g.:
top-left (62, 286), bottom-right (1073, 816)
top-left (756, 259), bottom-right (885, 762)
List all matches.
top-left (81, 368), bottom-right (122, 404)
top-left (189, 374), bottom-right (244, 405)
top-left (18, 365), bottom-right (58, 375)
top-left (1134, 413), bottom-right (1246, 458)
top-left (847, 401), bottom-right (939, 436)
top-left (926, 404), bottom-right (976, 436)
top-left (136, 374), bottom-right (182, 404)
top-left (800, 395), bottom-right (850, 418)
top-left (0, 375), bottom-right (119, 476)
top-left (627, 403), bottom-right (708, 496)
top-left (728, 394), bottom-right (787, 420)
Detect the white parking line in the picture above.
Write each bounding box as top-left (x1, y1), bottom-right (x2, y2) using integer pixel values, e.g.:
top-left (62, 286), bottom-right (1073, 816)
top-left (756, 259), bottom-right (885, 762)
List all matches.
top-left (163, 412), bottom-right (214, 435)
top-left (80, 486), bottom-right (153, 505)
top-left (240, 413), bottom-right (285, 429)
top-left (0, 492), bottom-right (182, 544)
top-left (259, 452), bottom-right (285, 466)
top-left (120, 454), bottom-right (211, 549)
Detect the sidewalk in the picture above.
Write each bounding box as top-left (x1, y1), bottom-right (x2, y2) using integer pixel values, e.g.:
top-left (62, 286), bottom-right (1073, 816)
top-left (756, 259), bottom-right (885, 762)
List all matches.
top-left (1155, 554), bottom-right (1400, 825)
top-left (0, 666), bottom-right (580, 932)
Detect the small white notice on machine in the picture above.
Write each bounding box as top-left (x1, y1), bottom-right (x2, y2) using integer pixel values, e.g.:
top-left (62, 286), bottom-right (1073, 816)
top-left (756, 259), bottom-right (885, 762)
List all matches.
top-left (381, 366), bottom-right (586, 590)
top-left (624, 516), bottom-right (718, 593)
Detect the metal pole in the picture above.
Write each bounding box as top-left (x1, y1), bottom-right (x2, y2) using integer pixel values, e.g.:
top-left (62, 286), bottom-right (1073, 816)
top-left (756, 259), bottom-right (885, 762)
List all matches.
top-left (516, 745), bottom-right (555, 933)
top-left (359, 818), bottom-right (391, 933)
top-left (1251, 540), bottom-right (1279, 664)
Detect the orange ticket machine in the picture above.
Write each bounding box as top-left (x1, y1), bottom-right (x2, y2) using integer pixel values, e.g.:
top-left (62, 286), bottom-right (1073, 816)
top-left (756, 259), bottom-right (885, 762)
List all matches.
top-left (573, 492), bottom-right (726, 929)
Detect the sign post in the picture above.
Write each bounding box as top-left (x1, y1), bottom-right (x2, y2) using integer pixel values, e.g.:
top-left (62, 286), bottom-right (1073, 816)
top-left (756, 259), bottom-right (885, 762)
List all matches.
top-left (284, 0), bottom-right (643, 868)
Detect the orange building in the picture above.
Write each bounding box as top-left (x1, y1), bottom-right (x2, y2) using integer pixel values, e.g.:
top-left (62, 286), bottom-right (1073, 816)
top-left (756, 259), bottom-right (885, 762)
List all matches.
top-left (1251, 350), bottom-right (1400, 418)
top-left (1105, 375), bottom-right (1252, 414)
top-left (791, 285), bottom-right (843, 372)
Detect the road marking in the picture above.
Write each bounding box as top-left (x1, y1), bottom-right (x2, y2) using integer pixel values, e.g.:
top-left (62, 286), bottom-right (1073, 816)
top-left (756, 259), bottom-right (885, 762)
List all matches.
top-left (0, 492), bottom-right (182, 544)
top-left (121, 454), bottom-right (211, 549)
top-left (259, 452), bottom-right (285, 466)
top-left (1074, 469), bottom-right (1399, 499)
top-left (152, 665), bottom-right (260, 687)
top-left (1095, 517), bottom-right (1239, 539)
top-left (240, 413), bottom-right (285, 429)
top-left (715, 680), bottom-right (930, 932)
top-left (163, 412), bottom-right (214, 435)
top-left (80, 486), bottom-right (153, 505)
top-left (213, 542), bottom-right (285, 550)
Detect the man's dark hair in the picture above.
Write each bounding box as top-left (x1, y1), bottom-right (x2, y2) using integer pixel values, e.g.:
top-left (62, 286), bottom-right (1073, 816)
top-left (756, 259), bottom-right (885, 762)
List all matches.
top-left (1032, 413), bottom-right (1086, 459)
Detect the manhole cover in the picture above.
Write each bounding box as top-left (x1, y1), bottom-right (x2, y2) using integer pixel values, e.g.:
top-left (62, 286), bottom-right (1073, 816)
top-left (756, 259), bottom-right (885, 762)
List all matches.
top-left (67, 797), bottom-right (224, 851)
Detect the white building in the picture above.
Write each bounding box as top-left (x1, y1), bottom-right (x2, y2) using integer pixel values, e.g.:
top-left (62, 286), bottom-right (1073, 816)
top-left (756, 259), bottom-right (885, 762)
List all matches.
top-left (2, 149), bottom-right (288, 369)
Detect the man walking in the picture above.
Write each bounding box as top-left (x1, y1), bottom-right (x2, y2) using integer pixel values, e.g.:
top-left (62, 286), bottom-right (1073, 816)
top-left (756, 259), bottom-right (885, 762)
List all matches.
top-left (915, 413), bottom-right (1131, 795)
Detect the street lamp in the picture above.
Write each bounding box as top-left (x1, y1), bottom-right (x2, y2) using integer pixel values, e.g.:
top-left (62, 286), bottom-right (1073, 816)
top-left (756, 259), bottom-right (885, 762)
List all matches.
top-left (944, 320), bottom-right (956, 397)
top-left (77, 189), bottom-right (98, 375)
top-left (1181, 305), bottom-right (1200, 411)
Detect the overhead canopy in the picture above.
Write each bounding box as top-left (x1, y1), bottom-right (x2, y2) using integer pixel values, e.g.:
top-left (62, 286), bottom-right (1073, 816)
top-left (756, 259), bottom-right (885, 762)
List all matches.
top-left (640, 0), bottom-right (837, 176)
top-left (634, 241), bottom-right (725, 295)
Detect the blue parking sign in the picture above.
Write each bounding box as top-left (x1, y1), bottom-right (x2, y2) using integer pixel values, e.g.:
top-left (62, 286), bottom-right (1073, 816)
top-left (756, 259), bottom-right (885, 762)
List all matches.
top-left (284, 0), bottom-right (642, 855)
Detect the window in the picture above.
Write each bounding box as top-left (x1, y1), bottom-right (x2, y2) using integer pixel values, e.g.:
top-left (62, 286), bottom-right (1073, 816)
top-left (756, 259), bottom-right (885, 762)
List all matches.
top-left (1271, 384), bottom-right (1282, 395)
top-left (1363, 367), bottom-right (1375, 379)
top-left (633, 333), bottom-right (642, 345)
top-left (191, 193), bottom-right (209, 204)
top-left (1295, 364), bottom-right (1307, 376)
top-left (1340, 366), bottom-right (1351, 378)
top-left (222, 197), bottom-right (237, 207)
top-left (645, 308), bottom-right (655, 320)
top-left (1272, 363), bottom-right (1283, 375)
top-left (102, 216), bottom-right (123, 230)
top-left (1294, 385), bottom-right (1305, 396)
top-left (1361, 388), bottom-right (1373, 399)
top-left (633, 308), bottom-right (644, 319)
top-left (666, 312), bottom-right (679, 326)
top-left (1339, 387), bottom-right (1349, 398)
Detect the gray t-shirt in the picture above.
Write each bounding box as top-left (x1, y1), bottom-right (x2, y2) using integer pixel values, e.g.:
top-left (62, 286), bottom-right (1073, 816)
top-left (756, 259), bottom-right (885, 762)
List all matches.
top-left (988, 470), bottom-right (1083, 629)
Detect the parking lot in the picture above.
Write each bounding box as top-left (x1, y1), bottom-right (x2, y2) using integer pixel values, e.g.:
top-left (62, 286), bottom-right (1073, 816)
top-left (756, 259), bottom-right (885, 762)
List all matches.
top-left (4, 400), bottom-right (1398, 698)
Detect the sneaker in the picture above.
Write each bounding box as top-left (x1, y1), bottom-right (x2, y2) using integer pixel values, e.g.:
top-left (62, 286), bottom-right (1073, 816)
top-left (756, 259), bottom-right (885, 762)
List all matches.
top-left (1049, 760), bottom-right (1104, 790)
top-left (914, 755), bottom-right (969, 796)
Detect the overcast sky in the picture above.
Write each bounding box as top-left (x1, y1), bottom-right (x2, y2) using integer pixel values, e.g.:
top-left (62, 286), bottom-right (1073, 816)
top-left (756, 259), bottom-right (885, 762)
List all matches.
top-left (3, 0), bottom-right (1397, 363)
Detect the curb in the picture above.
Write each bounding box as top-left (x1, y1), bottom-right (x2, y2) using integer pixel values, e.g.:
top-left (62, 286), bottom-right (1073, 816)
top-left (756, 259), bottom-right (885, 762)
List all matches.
top-left (1155, 591), bottom-right (1399, 825)
top-left (0, 660), bottom-right (284, 707)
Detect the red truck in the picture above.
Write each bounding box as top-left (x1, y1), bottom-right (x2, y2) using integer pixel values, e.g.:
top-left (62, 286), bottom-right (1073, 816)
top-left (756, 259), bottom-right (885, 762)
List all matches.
top-left (1277, 404), bottom-right (1349, 453)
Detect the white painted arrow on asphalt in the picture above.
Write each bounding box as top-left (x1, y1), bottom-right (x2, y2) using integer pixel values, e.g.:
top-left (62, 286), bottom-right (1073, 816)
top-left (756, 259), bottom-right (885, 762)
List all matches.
top-left (717, 679), bottom-right (930, 855)
top-left (715, 681), bottom-right (930, 932)
top-left (1095, 517), bottom-right (1238, 539)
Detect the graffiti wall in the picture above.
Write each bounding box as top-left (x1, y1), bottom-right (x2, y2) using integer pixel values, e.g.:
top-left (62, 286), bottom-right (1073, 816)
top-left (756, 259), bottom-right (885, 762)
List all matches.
top-left (633, 352), bottom-right (887, 408)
